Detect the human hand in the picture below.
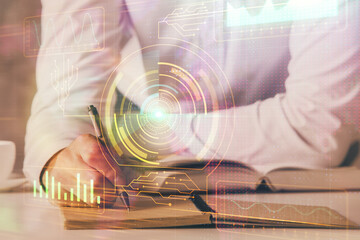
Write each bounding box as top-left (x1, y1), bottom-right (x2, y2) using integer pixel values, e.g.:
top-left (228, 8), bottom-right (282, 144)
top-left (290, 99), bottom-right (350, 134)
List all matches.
top-left (42, 134), bottom-right (126, 207)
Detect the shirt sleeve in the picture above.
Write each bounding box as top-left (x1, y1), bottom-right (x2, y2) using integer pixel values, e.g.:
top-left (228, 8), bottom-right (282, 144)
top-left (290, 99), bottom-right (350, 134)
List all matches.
top-left (23, 0), bottom-right (136, 182)
top-left (175, 0), bottom-right (360, 173)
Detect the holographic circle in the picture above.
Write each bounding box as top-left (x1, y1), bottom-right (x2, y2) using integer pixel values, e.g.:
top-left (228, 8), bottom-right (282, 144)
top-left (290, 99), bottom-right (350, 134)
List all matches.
top-left (100, 43), bottom-right (236, 167)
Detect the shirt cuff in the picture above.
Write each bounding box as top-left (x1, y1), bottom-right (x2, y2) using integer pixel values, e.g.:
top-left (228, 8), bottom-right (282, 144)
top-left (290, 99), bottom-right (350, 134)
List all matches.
top-left (172, 114), bottom-right (217, 159)
top-left (23, 140), bottom-right (71, 190)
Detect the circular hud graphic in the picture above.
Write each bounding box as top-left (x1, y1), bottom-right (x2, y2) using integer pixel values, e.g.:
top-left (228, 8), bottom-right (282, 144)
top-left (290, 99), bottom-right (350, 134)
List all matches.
top-left (100, 43), bottom-right (235, 166)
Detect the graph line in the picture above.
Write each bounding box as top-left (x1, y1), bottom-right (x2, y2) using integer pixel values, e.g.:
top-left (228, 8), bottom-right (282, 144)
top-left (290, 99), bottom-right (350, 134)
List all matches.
top-left (29, 13), bottom-right (100, 49)
top-left (230, 200), bottom-right (341, 219)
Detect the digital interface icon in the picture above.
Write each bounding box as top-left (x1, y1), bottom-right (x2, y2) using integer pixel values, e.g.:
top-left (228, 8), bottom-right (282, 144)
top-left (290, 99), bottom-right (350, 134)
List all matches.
top-left (23, 7), bottom-right (104, 57)
top-left (99, 43), bottom-right (236, 167)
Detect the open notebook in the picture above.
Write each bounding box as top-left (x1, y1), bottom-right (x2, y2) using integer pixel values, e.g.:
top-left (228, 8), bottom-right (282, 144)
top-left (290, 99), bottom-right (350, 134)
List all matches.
top-left (126, 156), bottom-right (360, 193)
top-left (61, 194), bottom-right (359, 229)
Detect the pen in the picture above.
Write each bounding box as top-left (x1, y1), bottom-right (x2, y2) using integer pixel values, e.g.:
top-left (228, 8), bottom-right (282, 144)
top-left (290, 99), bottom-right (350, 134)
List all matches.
top-left (88, 105), bottom-right (130, 211)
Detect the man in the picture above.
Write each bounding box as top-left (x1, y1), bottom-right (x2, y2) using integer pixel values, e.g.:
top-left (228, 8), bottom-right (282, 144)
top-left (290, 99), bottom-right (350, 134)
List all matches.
top-left (24, 0), bottom-right (360, 205)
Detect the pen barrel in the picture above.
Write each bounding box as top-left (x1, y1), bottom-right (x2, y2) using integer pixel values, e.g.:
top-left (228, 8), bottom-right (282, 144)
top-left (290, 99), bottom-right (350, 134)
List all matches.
top-left (88, 105), bottom-right (103, 139)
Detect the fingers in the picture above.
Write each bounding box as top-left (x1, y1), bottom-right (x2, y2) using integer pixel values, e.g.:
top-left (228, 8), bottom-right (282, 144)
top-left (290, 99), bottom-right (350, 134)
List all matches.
top-left (73, 134), bottom-right (126, 188)
top-left (45, 147), bottom-right (117, 208)
top-left (43, 133), bottom-right (128, 208)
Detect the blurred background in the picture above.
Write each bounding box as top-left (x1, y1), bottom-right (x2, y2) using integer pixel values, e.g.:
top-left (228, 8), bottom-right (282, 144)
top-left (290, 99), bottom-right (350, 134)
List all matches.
top-left (0, 0), bottom-right (42, 173)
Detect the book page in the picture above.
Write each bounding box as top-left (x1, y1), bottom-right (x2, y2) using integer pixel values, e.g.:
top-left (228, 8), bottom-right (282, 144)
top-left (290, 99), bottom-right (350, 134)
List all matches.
top-left (61, 196), bottom-right (211, 229)
top-left (208, 196), bottom-right (358, 229)
top-left (153, 156), bottom-right (262, 192)
top-left (265, 167), bottom-right (360, 191)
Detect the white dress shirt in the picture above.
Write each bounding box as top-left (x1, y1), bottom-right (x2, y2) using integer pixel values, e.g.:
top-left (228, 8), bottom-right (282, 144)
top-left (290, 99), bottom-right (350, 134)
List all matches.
top-left (24, 0), bottom-right (360, 182)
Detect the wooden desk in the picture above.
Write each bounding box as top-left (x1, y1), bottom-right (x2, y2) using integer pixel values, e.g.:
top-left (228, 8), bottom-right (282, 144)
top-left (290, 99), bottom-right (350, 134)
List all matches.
top-left (0, 192), bottom-right (359, 240)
